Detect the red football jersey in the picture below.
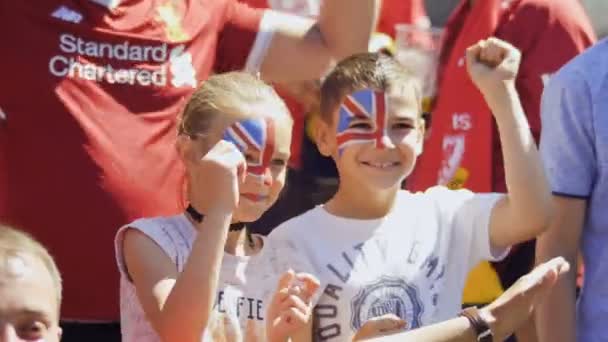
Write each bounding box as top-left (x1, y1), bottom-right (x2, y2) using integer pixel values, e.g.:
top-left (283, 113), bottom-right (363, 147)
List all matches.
top-left (441, 0), bottom-right (595, 193)
top-left (237, 0), bottom-right (309, 170)
top-left (0, 0), bottom-right (263, 320)
top-left (376, 0), bottom-right (428, 38)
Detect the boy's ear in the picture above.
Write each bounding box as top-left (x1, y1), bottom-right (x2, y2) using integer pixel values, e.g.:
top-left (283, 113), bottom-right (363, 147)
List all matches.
top-left (314, 118), bottom-right (335, 157)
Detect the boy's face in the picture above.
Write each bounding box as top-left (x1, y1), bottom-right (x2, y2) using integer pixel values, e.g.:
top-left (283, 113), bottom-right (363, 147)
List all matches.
top-left (0, 252), bottom-right (61, 342)
top-left (317, 87), bottom-right (423, 191)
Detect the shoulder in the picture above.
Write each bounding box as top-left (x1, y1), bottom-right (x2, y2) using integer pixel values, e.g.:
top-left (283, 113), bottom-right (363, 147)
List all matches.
top-left (116, 215), bottom-right (191, 267)
top-left (547, 39), bottom-right (608, 99)
top-left (511, 0), bottom-right (587, 20)
top-left (116, 216), bottom-right (186, 281)
top-left (268, 207), bottom-right (322, 241)
top-left (404, 187), bottom-right (501, 218)
top-left (119, 215), bottom-right (189, 243)
top-left (501, 0), bottom-right (593, 42)
top-left (412, 186), bottom-right (474, 204)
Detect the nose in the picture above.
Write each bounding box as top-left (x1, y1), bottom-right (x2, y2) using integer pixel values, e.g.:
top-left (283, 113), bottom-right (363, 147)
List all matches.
top-left (376, 133), bottom-right (395, 150)
top-left (247, 166), bottom-right (273, 187)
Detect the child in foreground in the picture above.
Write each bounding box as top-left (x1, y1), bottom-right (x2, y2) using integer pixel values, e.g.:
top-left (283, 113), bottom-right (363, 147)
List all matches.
top-left (268, 38), bottom-right (552, 341)
top-left (115, 72), bottom-right (319, 342)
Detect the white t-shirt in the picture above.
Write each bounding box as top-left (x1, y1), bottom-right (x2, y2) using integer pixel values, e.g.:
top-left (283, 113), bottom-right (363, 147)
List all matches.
top-left (115, 214), bottom-right (306, 342)
top-left (267, 186), bottom-right (508, 341)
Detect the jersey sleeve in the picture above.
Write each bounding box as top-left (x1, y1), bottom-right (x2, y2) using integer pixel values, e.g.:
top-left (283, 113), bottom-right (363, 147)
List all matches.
top-left (539, 66), bottom-right (595, 198)
top-left (427, 187), bottom-right (507, 269)
top-left (215, 1), bottom-right (280, 74)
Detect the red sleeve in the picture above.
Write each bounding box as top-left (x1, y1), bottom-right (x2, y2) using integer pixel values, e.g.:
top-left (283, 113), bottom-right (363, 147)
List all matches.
top-left (214, 0), bottom-right (265, 73)
top-left (492, 0), bottom-right (596, 192)
top-left (376, 0), bottom-right (428, 38)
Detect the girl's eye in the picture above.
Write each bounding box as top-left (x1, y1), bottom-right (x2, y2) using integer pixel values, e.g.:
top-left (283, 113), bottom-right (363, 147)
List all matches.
top-left (271, 159), bottom-right (287, 167)
top-left (349, 122), bottom-right (373, 130)
top-left (244, 153), bottom-right (258, 163)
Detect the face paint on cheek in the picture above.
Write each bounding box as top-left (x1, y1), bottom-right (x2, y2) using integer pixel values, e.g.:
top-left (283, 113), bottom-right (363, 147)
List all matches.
top-left (222, 118), bottom-right (276, 190)
top-left (336, 89), bottom-right (390, 156)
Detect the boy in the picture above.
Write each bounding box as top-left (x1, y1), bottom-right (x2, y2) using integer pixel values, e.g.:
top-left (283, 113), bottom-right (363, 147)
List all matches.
top-left (0, 224), bottom-right (63, 341)
top-left (268, 37), bottom-right (551, 341)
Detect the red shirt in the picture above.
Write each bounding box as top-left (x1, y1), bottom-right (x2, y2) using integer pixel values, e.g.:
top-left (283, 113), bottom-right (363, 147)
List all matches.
top-left (0, 0), bottom-right (263, 320)
top-left (236, 0), bottom-right (307, 170)
top-left (441, 0), bottom-right (596, 192)
top-left (376, 0), bottom-right (428, 38)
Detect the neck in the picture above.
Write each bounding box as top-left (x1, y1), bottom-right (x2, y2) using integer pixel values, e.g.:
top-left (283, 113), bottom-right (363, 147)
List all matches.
top-left (224, 226), bottom-right (262, 257)
top-left (185, 211), bottom-right (261, 257)
top-left (325, 181), bottom-right (399, 219)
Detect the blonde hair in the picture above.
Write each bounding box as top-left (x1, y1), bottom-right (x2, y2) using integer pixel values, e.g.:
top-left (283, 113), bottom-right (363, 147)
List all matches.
top-left (0, 224), bottom-right (62, 311)
top-left (320, 52), bottom-right (422, 123)
top-left (178, 72), bottom-right (292, 138)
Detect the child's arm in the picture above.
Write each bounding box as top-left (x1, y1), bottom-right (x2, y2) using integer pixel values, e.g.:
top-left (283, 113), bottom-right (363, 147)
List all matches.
top-left (465, 38), bottom-right (552, 250)
top-left (358, 257), bottom-right (569, 342)
top-left (123, 139), bottom-right (245, 342)
top-left (266, 270), bottom-right (320, 342)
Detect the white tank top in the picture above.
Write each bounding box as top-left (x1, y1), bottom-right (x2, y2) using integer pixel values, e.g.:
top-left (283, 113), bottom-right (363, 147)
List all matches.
top-left (115, 214), bottom-right (298, 342)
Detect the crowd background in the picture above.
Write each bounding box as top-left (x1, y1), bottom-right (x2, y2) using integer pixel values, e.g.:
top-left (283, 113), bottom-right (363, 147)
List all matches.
top-left (426, 0), bottom-right (607, 37)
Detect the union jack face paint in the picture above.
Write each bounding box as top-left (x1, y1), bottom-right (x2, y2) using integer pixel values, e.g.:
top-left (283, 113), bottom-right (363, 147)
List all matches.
top-left (336, 89), bottom-right (390, 155)
top-left (222, 118), bottom-right (275, 185)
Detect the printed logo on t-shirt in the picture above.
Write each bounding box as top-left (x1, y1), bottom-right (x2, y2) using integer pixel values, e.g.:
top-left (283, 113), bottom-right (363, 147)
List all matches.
top-left (208, 287), bottom-right (266, 341)
top-left (48, 33), bottom-right (197, 88)
top-left (350, 276), bottom-right (424, 330)
top-left (438, 134), bottom-right (466, 185)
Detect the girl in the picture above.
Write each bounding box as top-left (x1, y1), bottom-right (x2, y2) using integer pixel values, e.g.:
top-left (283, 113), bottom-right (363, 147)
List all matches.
top-left (115, 72), bottom-right (319, 342)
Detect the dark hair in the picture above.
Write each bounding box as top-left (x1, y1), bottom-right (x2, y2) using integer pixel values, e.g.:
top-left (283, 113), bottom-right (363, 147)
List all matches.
top-left (320, 52), bottom-right (422, 122)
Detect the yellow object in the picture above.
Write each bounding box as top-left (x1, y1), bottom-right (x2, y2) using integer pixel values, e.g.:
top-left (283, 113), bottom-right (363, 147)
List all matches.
top-left (369, 32), bottom-right (396, 55)
top-left (446, 167), bottom-right (470, 190)
top-left (462, 261), bottom-right (504, 305)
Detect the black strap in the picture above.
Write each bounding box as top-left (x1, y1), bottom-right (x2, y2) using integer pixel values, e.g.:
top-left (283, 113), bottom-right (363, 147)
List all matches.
top-left (229, 222), bottom-right (246, 232)
top-left (186, 204), bottom-right (204, 223)
top-left (186, 204), bottom-right (253, 248)
top-left (186, 204), bottom-right (247, 232)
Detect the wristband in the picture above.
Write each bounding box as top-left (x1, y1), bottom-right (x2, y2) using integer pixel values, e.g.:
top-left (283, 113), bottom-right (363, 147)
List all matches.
top-left (459, 307), bottom-right (493, 342)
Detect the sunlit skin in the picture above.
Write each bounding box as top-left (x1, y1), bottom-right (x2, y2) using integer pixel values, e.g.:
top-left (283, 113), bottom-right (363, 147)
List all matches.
top-left (224, 115), bottom-right (292, 224)
top-left (182, 106), bottom-right (292, 255)
top-left (0, 252), bottom-right (62, 342)
top-left (317, 86), bottom-right (424, 219)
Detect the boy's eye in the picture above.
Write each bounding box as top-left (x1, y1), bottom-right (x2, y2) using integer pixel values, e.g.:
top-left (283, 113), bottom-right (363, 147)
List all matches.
top-left (392, 122), bottom-right (414, 130)
top-left (271, 158), bottom-right (287, 167)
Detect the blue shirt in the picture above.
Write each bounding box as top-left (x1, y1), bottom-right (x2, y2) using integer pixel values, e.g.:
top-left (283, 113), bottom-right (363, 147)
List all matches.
top-left (540, 38), bottom-right (608, 342)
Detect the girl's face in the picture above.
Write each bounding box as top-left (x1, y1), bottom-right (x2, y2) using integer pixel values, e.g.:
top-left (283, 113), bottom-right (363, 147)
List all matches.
top-left (222, 114), bottom-right (292, 223)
